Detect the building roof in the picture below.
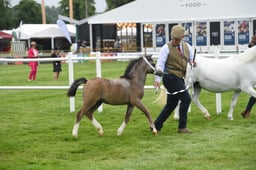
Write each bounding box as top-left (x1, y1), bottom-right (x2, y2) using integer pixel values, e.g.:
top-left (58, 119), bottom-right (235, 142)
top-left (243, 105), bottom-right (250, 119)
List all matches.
top-left (0, 31), bottom-right (12, 39)
top-left (88, 0), bottom-right (255, 24)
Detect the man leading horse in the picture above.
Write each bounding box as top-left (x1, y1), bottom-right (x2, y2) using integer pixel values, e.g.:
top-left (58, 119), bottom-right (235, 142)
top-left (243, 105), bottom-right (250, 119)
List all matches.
top-left (154, 24), bottom-right (196, 133)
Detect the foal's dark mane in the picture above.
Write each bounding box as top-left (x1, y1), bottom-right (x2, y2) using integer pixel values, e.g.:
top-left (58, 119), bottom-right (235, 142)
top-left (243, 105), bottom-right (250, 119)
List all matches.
top-left (120, 57), bottom-right (142, 79)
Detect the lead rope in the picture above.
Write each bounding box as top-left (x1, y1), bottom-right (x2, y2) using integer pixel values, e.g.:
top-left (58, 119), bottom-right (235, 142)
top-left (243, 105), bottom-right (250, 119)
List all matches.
top-left (143, 51), bottom-right (196, 96)
top-left (143, 56), bottom-right (161, 94)
top-left (166, 82), bottom-right (191, 95)
top-left (143, 56), bottom-right (157, 73)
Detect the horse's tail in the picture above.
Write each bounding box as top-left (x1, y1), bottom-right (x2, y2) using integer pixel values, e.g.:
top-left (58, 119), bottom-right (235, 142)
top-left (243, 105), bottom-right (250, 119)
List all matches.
top-left (67, 78), bottom-right (87, 97)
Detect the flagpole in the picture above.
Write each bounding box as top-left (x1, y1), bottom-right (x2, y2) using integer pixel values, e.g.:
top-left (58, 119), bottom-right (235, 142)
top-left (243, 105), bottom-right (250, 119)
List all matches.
top-left (41, 0), bottom-right (46, 24)
top-left (69, 0), bottom-right (73, 19)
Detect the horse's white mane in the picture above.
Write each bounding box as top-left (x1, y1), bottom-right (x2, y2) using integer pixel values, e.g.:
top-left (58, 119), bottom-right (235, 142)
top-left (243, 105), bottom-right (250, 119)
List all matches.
top-left (237, 46), bottom-right (256, 63)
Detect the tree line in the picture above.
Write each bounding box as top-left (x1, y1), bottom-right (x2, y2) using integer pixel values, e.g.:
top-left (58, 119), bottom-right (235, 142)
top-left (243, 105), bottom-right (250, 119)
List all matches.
top-left (0, 0), bottom-right (135, 30)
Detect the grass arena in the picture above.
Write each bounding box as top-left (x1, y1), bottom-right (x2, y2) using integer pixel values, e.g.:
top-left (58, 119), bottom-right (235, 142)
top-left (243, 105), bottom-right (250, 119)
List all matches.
top-left (0, 61), bottom-right (255, 170)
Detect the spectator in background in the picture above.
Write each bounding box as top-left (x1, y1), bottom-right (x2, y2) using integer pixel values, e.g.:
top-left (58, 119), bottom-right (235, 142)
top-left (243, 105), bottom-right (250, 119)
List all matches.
top-left (52, 47), bottom-right (62, 80)
top-left (241, 35), bottom-right (256, 118)
top-left (27, 41), bottom-right (38, 81)
top-left (114, 38), bottom-right (121, 52)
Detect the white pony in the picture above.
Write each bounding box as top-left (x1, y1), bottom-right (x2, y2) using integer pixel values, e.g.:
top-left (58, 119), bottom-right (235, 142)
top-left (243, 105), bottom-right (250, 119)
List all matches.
top-left (174, 46), bottom-right (256, 120)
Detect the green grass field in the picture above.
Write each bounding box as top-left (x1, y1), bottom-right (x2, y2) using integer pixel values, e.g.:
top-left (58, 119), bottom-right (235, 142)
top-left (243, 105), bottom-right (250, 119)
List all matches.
top-left (0, 61), bottom-right (256, 170)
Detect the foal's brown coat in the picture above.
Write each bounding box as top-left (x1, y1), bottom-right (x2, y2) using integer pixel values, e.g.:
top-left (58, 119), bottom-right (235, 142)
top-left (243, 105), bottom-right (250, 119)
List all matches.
top-left (67, 55), bottom-right (157, 137)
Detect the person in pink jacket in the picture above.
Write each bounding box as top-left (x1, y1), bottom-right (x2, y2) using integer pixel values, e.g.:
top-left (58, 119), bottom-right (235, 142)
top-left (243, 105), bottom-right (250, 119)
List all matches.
top-left (27, 41), bottom-right (39, 81)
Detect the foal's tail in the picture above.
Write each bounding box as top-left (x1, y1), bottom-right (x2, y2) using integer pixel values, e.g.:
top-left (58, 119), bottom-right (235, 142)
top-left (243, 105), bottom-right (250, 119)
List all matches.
top-left (67, 78), bottom-right (87, 97)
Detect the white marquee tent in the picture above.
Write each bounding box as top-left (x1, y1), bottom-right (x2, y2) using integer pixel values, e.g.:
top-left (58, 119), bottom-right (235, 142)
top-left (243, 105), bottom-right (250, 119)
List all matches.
top-left (86, 0), bottom-right (255, 52)
top-left (13, 24), bottom-right (76, 50)
top-left (15, 24), bottom-right (76, 40)
top-left (88, 0), bottom-right (255, 24)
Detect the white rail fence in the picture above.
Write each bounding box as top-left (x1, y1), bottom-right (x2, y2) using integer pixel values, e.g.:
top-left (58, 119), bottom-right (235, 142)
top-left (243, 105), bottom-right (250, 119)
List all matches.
top-left (0, 52), bottom-right (157, 112)
top-left (0, 50), bottom-right (238, 113)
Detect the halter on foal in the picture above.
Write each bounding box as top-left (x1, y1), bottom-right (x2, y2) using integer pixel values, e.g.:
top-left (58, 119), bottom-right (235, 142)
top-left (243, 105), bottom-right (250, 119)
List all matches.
top-left (67, 55), bottom-right (158, 138)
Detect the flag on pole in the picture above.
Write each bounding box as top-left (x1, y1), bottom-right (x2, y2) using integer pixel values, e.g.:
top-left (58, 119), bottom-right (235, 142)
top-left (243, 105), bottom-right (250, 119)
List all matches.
top-left (17, 21), bottom-right (23, 41)
top-left (57, 19), bottom-right (72, 44)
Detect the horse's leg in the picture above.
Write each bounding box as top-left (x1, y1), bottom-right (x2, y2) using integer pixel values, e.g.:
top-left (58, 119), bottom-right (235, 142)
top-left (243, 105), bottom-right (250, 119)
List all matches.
top-left (72, 101), bottom-right (104, 138)
top-left (227, 90), bottom-right (240, 120)
top-left (241, 86), bottom-right (256, 98)
top-left (174, 101), bottom-right (192, 120)
top-left (133, 100), bottom-right (157, 135)
top-left (173, 101), bottom-right (180, 120)
top-left (192, 85), bottom-right (211, 119)
top-left (240, 86), bottom-right (256, 118)
top-left (85, 101), bottom-right (104, 136)
top-left (90, 116), bottom-right (104, 136)
top-left (117, 104), bottom-right (134, 136)
top-left (72, 108), bottom-right (84, 138)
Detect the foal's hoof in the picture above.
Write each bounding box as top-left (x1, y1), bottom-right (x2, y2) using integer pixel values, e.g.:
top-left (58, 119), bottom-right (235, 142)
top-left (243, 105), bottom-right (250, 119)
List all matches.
top-left (98, 129), bottom-right (104, 137)
top-left (72, 134), bottom-right (78, 138)
top-left (173, 116), bottom-right (179, 120)
top-left (150, 128), bottom-right (158, 136)
top-left (227, 116), bottom-right (233, 121)
top-left (152, 131), bottom-right (158, 136)
top-left (204, 115), bottom-right (211, 120)
top-left (117, 129), bottom-right (123, 136)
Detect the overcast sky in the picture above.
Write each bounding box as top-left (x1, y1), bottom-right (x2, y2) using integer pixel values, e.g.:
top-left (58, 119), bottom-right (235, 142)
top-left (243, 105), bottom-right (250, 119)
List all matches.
top-left (10, 0), bottom-right (107, 12)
